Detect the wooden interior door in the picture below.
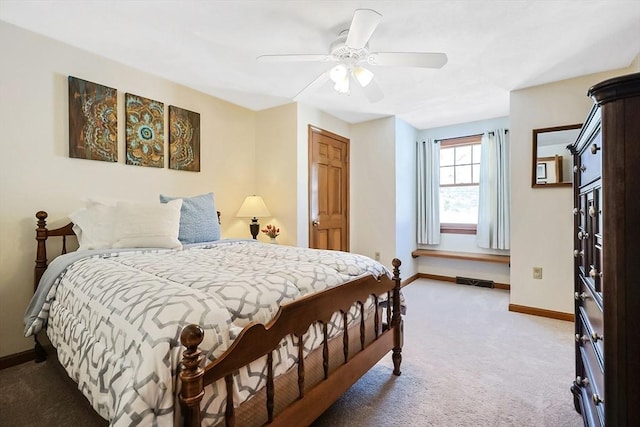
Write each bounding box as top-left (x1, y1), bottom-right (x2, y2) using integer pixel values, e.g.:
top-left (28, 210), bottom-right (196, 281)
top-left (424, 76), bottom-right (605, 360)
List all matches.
top-left (308, 126), bottom-right (349, 251)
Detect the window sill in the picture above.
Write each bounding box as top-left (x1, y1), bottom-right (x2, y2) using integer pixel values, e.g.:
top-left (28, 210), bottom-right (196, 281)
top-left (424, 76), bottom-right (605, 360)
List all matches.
top-left (411, 249), bottom-right (510, 264)
top-left (440, 223), bottom-right (477, 235)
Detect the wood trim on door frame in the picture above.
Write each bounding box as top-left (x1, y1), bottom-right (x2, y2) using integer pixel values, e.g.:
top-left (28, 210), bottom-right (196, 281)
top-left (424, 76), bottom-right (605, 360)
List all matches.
top-left (308, 125), bottom-right (350, 251)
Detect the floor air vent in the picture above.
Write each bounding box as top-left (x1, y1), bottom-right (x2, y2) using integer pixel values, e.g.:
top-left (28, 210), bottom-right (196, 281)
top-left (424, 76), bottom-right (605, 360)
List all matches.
top-left (456, 276), bottom-right (494, 288)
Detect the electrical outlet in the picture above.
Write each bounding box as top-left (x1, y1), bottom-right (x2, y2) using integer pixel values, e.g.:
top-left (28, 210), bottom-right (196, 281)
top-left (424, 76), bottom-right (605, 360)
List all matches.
top-left (374, 252), bottom-right (380, 261)
top-left (533, 267), bottom-right (543, 280)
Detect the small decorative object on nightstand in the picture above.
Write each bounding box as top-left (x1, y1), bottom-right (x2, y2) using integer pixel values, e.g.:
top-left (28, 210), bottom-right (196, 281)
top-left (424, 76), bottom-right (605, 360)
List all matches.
top-left (236, 195), bottom-right (271, 239)
top-left (262, 224), bottom-right (280, 243)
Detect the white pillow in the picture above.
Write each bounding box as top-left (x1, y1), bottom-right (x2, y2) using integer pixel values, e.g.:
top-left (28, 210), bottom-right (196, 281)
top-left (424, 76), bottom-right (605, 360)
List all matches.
top-left (69, 204), bottom-right (117, 250)
top-left (112, 199), bottom-right (183, 249)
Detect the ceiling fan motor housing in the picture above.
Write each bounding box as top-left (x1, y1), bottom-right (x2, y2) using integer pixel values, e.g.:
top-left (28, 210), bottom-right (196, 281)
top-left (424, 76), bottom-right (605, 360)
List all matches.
top-left (330, 30), bottom-right (369, 64)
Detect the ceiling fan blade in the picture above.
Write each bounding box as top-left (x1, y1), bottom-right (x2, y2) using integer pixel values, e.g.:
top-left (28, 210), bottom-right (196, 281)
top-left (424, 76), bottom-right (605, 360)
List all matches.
top-left (368, 52), bottom-right (448, 68)
top-left (361, 79), bottom-right (384, 103)
top-left (292, 70), bottom-right (331, 100)
top-left (345, 9), bottom-right (382, 50)
top-left (257, 54), bottom-right (331, 63)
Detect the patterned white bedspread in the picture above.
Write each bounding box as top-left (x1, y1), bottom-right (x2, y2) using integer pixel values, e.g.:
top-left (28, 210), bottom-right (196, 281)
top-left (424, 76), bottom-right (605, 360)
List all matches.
top-left (24, 240), bottom-right (389, 426)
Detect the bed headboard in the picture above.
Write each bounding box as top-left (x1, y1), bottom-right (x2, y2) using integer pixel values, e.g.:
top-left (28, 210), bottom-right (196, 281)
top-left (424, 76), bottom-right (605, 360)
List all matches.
top-left (34, 210), bottom-right (222, 292)
top-left (34, 211), bottom-right (75, 292)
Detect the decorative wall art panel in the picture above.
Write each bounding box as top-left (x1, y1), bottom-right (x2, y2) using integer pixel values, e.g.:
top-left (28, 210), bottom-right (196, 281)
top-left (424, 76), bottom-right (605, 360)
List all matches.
top-left (125, 93), bottom-right (164, 168)
top-left (169, 106), bottom-right (200, 172)
top-left (68, 76), bottom-right (118, 162)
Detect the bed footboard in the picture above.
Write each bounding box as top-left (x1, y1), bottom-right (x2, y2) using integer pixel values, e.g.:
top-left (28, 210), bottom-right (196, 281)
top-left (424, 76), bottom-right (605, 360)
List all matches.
top-left (180, 258), bottom-right (403, 427)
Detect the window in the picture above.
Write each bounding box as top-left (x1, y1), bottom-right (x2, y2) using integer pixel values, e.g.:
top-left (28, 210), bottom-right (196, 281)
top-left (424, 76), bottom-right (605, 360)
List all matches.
top-left (439, 135), bottom-right (482, 234)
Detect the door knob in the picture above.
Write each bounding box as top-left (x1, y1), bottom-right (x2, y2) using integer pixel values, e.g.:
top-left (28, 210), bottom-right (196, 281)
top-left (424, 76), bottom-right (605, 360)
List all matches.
top-left (312, 220), bottom-right (320, 227)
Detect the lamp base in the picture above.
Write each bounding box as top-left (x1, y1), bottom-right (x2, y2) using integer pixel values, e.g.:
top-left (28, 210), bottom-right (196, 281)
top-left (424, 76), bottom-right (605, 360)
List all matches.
top-left (250, 218), bottom-right (260, 240)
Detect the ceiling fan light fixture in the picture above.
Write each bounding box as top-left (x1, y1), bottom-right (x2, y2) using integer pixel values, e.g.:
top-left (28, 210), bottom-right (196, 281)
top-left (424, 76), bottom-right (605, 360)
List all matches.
top-left (353, 66), bottom-right (374, 87)
top-left (258, 8), bottom-right (448, 102)
top-left (334, 77), bottom-right (350, 94)
top-left (329, 64), bottom-right (348, 84)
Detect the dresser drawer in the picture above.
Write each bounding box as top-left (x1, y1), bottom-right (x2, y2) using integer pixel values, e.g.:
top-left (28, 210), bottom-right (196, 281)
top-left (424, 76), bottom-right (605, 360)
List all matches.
top-left (577, 342), bottom-right (605, 425)
top-left (577, 374), bottom-right (604, 427)
top-left (577, 131), bottom-right (602, 187)
top-left (577, 277), bottom-right (604, 361)
top-left (575, 186), bottom-right (603, 296)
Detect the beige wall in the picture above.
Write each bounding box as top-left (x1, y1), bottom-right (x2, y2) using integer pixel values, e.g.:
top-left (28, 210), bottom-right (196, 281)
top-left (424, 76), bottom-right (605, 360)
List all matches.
top-left (509, 64), bottom-right (638, 314)
top-left (254, 103), bottom-right (297, 245)
top-left (394, 118), bottom-right (419, 278)
top-left (0, 22), bottom-right (258, 357)
top-left (350, 117), bottom-right (398, 270)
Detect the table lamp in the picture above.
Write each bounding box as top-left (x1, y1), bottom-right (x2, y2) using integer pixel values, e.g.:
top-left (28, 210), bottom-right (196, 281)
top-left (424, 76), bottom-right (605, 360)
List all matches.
top-left (236, 195), bottom-right (271, 239)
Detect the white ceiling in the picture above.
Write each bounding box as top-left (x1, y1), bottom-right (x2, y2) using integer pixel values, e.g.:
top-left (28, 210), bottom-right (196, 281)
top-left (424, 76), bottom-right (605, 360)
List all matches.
top-left (1, 1), bottom-right (639, 129)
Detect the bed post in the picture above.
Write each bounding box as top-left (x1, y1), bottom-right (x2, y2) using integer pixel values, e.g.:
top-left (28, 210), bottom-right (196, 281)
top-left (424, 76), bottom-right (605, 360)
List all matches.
top-left (391, 258), bottom-right (403, 376)
top-left (33, 211), bottom-right (50, 363)
top-left (180, 324), bottom-right (205, 427)
top-left (35, 211), bottom-right (49, 292)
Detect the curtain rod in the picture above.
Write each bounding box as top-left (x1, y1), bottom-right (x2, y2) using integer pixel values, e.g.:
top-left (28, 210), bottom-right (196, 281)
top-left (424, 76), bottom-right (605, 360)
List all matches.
top-left (432, 129), bottom-right (509, 143)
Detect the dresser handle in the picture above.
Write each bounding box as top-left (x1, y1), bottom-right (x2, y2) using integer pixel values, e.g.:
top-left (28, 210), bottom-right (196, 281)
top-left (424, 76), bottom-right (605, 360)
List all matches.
top-left (590, 144), bottom-right (601, 154)
top-left (573, 208), bottom-right (578, 215)
top-left (573, 250), bottom-right (584, 258)
top-left (588, 206), bottom-right (596, 217)
top-left (573, 165), bottom-right (587, 173)
top-left (591, 331), bottom-right (603, 342)
top-left (575, 334), bottom-right (590, 344)
top-left (589, 265), bottom-right (603, 279)
top-left (576, 376), bottom-right (589, 387)
top-left (592, 393), bottom-right (603, 405)
top-left (574, 292), bottom-right (589, 301)
top-left (577, 231), bottom-right (589, 240)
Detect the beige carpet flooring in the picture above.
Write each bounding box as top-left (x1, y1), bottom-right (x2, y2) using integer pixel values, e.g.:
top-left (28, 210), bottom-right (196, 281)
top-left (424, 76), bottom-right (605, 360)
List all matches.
top-left (313, 280), bottom-right (582, 426)
top-left (0, 279), bottom-right (583, 426)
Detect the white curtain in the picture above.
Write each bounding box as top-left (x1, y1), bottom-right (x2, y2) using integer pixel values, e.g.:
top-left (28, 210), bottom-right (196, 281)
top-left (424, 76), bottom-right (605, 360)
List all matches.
top-left (477, 129), bottom-right (510, 249)
top-left (416, 139), bottom-right (440, 245)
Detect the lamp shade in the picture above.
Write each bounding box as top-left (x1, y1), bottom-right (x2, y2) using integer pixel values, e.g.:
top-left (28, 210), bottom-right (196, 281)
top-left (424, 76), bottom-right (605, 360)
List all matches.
top-left (236, 195), bottom-right (271, 218)
top-left (353, 66), bottom-right (374, 87)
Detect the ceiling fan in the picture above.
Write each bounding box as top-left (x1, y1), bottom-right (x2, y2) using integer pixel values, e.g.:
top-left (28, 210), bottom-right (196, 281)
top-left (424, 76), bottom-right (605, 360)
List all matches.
top-left (257, 9), bottom-right (448, 103)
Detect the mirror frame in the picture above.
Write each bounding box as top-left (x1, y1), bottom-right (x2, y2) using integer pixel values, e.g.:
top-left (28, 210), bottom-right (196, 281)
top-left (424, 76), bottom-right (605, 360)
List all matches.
top-left (532, 124), bottom-right (582, 188)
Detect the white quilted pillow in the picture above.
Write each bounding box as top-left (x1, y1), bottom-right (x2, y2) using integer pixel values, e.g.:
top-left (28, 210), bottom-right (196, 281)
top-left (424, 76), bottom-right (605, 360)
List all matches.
top-left (69, 204), bottom-right (117, 250)
top-left (112, 199), bottom-right (183, 249)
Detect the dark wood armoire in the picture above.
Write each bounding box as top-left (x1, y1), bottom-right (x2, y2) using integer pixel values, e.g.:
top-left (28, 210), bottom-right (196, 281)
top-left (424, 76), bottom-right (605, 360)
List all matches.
top-left (569, 72), bottom-right (640, 426)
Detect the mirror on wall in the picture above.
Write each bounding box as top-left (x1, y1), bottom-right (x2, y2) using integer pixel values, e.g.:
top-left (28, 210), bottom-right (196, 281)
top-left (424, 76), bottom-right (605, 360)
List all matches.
top-left (532, 124), bottom-right (582, 188)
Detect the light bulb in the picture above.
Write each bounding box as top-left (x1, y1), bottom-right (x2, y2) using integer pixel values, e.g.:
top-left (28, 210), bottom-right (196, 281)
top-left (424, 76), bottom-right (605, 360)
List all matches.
top-left (334, 78), bottom-right (350, 94)
top-left (353, 66), bottom-right (374, 87)
top-left (329, 64), bottom-right (348, 84)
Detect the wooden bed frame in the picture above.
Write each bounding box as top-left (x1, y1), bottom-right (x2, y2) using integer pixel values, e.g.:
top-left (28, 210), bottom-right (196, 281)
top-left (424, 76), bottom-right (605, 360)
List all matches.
top-left (33, 210), bottom-right (404, 426)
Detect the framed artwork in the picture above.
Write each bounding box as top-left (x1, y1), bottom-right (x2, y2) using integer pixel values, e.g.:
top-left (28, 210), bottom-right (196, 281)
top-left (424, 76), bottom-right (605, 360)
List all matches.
top-left (125, 93), bottom-right (164, 167)
top-left (68, 76), bottom-right (118, 162)
top-left (169, 106), bottom-right (200, 172)
top-left (537, 163), bottom-right (547, 180)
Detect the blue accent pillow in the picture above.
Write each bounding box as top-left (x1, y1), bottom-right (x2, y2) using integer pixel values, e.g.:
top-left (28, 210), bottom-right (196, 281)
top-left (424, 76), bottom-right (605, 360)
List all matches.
top-left (159, 192), bottom-right (220, 244)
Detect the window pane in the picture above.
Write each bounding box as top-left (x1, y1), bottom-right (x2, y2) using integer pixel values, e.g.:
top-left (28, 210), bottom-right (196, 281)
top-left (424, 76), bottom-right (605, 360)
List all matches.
top-left (456, 165), bottom-right (472, 184)
top-left (455, 145), bottom-right (471, 165)
top-left (472, 164), bottom-right (480, 183)
top-left (440, 166), bottom-right (455, 185)
top-left (439, 186), bottom-right (479, 224)
top-left (440, 147), bottom-right (454, 166)
top-left (472, 144), bottom-right (481, 163)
